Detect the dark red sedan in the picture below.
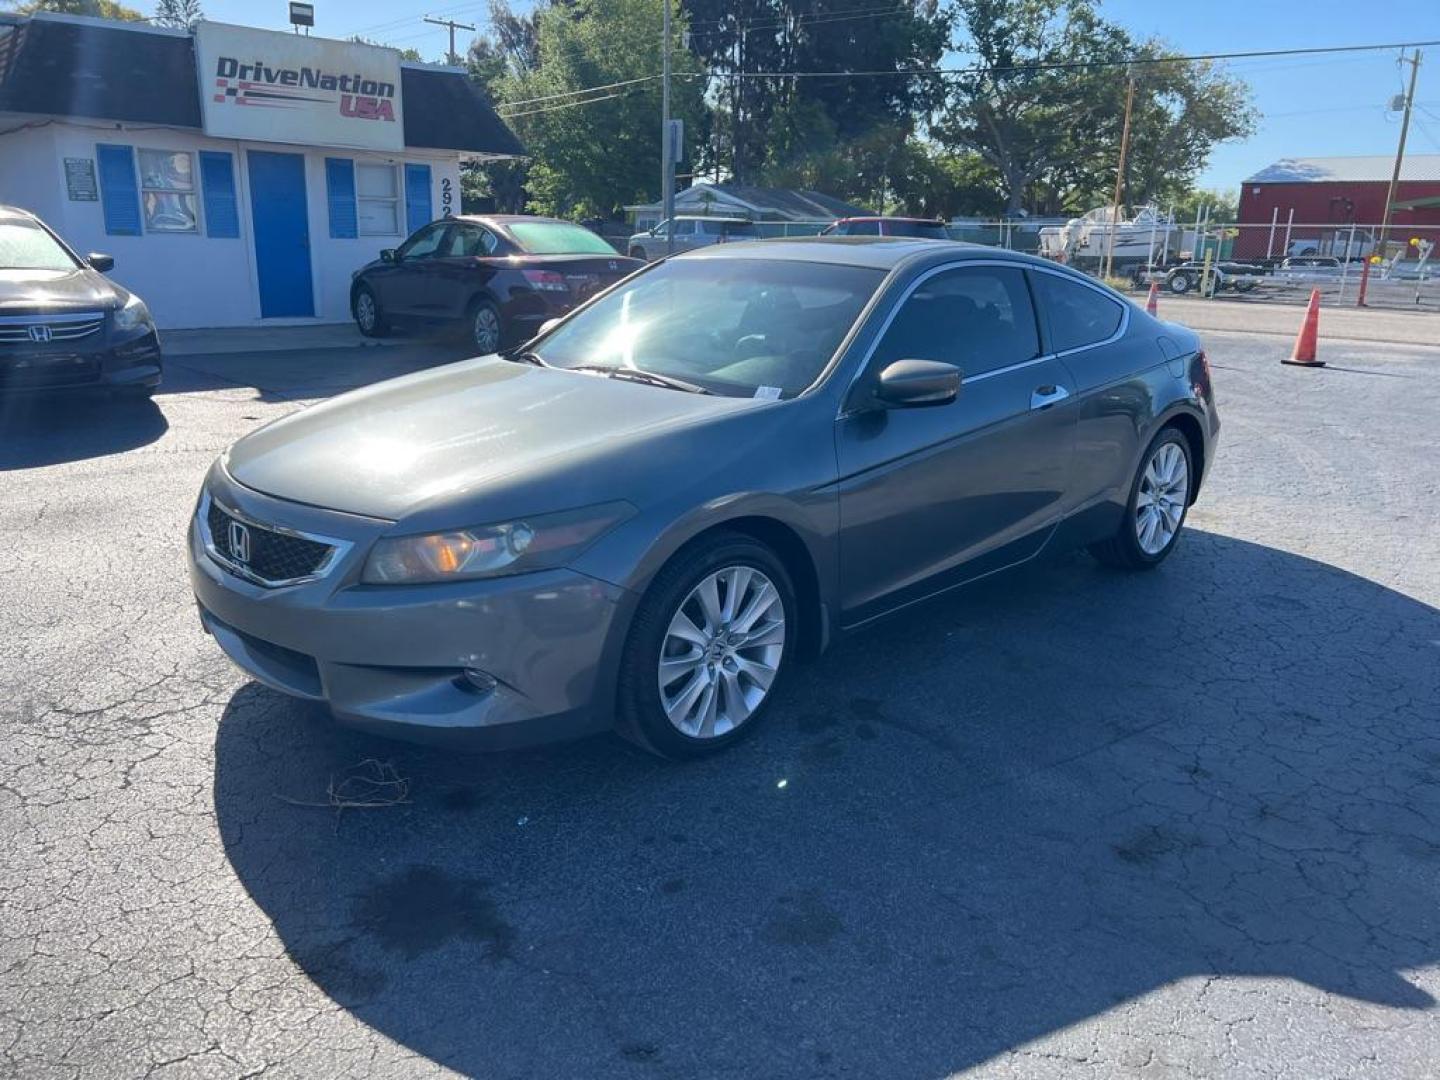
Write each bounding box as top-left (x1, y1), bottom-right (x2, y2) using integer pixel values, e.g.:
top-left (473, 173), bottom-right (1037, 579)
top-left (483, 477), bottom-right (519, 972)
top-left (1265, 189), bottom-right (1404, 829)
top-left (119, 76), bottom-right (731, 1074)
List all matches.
top-left (350, 215), bottom-right (641, 352)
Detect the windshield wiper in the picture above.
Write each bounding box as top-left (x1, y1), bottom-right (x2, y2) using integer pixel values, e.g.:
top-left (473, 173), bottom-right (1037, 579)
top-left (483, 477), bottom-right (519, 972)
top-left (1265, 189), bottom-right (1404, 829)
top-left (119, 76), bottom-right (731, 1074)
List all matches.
top-left (566, 364), bottom-right (711, 395)
top-left (507, 350), bottom-right (547, 367)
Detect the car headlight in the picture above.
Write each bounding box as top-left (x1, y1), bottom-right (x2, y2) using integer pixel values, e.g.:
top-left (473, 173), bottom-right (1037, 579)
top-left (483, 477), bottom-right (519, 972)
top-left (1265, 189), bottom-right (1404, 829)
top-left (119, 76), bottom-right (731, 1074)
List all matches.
top-left (361, 502), bottom-right (634, 585)
top-left (114, 294), bottom-right (154, 333)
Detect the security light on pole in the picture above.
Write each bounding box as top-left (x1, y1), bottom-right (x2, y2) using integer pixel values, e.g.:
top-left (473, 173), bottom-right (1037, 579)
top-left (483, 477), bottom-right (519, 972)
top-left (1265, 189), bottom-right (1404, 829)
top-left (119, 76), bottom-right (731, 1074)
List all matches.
top-left (288, 2), bottom-right (314, 34)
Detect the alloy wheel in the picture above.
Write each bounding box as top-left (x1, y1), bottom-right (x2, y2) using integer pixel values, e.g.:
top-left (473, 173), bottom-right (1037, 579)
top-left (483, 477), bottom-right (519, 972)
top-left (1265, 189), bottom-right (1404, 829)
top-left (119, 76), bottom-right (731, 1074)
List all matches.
top-left (356, 292), bottom-right (376, 331)
top-left (473, 305), bottom-right (500, 352)
top-left (1135, 441), bottom-right (1189, 555)
top-left (658, 565), bottom-right (785, 739)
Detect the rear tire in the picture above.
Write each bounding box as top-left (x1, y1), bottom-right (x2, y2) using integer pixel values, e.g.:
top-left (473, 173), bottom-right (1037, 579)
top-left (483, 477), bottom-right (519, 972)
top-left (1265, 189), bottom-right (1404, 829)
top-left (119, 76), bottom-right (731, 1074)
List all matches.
top-left (466, 297), bottom-right (503, 354)
top-left (1167, 272), bottom-right (1193, 294)
top-left (617, 533), bottom-right (796, 759)
top-left (1089, 427), bottom-right (1193, 571)
top-left (353, 285), bottom-right (390, 337)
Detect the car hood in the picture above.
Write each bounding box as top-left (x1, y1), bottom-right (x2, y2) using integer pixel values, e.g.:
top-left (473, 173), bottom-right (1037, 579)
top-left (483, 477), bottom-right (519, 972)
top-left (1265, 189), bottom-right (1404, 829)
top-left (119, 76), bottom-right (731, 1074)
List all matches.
top-left (0, 266), bottom-right (122, 314)
top-left (225, 357), bottom-right (756, 522)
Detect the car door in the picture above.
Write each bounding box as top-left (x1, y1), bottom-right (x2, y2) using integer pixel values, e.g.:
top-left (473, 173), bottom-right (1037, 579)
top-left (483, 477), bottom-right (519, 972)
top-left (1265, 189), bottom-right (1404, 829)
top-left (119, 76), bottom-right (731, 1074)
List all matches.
top-left (428, 222), bottom-right (501, 318)
top-left (671, 218), bottom-right (698, 253)
top-left (382, 221), bottom-right (451, 315)
top-left (1026, 267), bottom-right (1144, 508)
top-left (835, 262), bottom-right (1078, 624)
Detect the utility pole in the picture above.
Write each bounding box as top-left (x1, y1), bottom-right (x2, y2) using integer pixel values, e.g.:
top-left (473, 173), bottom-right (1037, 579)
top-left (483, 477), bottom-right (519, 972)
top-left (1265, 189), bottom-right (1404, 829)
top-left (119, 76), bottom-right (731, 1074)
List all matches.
top-left (1103, 72), bottom-right (1137, 281)
top-left (1378, 49), bottom-right (1422, 256)
top-left (423, 15), bottom-right (475, 66)
top-left (661, 0), bottom-right (676, 256)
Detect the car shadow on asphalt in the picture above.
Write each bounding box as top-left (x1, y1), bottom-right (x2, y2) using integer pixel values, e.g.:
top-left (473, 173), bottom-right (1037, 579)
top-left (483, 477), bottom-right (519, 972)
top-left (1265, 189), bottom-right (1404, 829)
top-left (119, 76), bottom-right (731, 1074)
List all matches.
top-left (211, 530), bottom-right (1440, 1078)
top-left (0, 393), bottom-right (167, 469)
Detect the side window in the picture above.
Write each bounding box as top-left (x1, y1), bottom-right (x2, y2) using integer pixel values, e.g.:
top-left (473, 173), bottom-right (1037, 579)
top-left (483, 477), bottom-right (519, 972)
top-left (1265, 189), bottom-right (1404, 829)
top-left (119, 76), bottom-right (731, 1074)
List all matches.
top-left (398, 222), bottom-right (448, 260)
top-left (1031, 272), bottom-right (1124, 353)
top-left (871, 265), bottom-right (1040, 378)
top-left (673, 220), bottom-right (696, 237)
top-left (846, 220), bottom-right (880, 236)
top-left (441, 224), bottom-right (498, 256)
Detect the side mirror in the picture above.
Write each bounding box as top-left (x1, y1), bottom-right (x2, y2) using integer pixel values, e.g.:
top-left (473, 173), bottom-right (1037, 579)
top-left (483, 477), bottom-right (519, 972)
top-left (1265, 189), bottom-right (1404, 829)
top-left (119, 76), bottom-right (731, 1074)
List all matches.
top-left (87, 253), bottom-right (114, 272)
top-left (380, 249), bottom-right (397, 263)
top-left (874, 359), bottom-right (961, 408)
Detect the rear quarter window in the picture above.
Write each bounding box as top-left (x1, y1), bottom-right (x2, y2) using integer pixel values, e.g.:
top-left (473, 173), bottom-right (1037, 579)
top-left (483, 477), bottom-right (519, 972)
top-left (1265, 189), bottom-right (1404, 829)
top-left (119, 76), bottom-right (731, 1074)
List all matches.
top-left (1031, 272), bottom-right (1125, 353)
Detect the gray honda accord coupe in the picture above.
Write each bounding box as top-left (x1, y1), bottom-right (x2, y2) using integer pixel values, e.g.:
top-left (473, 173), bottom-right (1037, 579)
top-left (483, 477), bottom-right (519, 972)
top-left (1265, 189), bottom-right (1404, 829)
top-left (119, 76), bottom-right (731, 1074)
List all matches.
top-left (189, 238), bottom-right (1218, 758)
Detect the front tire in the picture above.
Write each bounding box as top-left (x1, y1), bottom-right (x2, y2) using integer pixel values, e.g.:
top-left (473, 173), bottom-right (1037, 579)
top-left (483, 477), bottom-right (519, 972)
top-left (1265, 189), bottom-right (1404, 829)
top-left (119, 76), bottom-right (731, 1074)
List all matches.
top-left (1167, 272), bottom-right (1193, 294)
top-left (353, 285), bottom-right (389, 337)
top-left (1089, 427), bottom-right (1193, 570)
top-left (629, 246), bottom-right (647, 260)
top-left (617, 533), bottom-right (796, 759)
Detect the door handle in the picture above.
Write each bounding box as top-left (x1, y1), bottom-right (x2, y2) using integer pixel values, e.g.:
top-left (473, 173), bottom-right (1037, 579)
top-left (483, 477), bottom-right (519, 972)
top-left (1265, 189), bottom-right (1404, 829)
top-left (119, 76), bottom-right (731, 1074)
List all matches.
top-left (1030, 384), bottom-right (1071, 410)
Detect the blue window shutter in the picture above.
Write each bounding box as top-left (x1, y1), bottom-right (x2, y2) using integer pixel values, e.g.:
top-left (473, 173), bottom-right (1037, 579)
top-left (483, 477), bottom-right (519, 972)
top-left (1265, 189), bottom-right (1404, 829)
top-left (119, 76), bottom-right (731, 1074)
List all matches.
top-left (198, 151), bottom-right (239, 239)
top-left (325, 158), bottom-right (357, 239)
top-left (404, 163), bottom-right (432, 234)
top-left (95, 144), bottom-right (141, 236)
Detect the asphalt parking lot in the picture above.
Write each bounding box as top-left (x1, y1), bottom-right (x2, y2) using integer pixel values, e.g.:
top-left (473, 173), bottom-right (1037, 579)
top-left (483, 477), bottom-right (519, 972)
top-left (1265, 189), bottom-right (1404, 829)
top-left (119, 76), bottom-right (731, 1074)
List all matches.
top-left (2, 323), bottom-right (1438, 1079)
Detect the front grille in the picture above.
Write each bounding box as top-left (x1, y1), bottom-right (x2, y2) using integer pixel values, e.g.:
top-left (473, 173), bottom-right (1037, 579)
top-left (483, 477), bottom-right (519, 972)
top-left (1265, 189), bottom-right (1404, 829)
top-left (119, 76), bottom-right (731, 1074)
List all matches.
top-left (0, 312), bottom-right (105, 344)
top-left (206, 500), bottom-right (335, 585)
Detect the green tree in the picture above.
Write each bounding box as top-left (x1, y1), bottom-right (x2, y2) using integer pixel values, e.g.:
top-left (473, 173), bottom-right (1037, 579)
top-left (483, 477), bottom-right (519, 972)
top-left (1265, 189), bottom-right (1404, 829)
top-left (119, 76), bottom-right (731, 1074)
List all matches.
top-left (499, 0), bottom-right (707, 218)
top-left (349, 36), bottom-right (426, 62)
top-left (11, 0), bottom-right (144, 18)
top-left (152, 0), bottom-right (201, 30)
top-left (935, 0), bottom-right (1253, 215)
top-left (465, 1), bottom-right (545, 214)
top-left (683, 1), bottom-right (949, 187)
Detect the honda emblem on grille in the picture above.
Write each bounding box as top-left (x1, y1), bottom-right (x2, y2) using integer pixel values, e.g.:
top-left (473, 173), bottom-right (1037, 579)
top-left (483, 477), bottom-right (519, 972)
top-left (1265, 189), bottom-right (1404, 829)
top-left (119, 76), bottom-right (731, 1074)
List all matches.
top-left (228, 521), bottom-right (252, 564)
top-left (27, 325), bottom-right (52, 343)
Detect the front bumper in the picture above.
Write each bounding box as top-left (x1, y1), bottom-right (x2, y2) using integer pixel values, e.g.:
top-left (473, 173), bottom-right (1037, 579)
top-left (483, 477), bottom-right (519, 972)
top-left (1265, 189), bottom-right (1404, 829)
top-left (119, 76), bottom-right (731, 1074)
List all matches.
top-left (0, 329), bottom-right (161, 393)
top-left (188, 468), bottom-right (633, 749)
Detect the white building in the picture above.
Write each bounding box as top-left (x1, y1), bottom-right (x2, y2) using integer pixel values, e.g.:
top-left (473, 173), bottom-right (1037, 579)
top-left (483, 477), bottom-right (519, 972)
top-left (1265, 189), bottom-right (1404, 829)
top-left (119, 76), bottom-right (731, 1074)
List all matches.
top-left (0, 12), bottom-right (523, 329)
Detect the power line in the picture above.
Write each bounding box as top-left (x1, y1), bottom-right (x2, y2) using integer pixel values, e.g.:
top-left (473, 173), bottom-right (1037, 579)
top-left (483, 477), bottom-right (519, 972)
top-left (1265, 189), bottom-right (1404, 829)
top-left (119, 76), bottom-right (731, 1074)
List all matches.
top-left (500, 89), bottom-right (642, 120)
top-left (709, 38), bottom-right (1440, 80)
top-left (491, 37), bottom-right (1440, 119)
top-left (345, 1), bottom-right (484, 39)
top-left (497, 74), bottom-right (665, 113)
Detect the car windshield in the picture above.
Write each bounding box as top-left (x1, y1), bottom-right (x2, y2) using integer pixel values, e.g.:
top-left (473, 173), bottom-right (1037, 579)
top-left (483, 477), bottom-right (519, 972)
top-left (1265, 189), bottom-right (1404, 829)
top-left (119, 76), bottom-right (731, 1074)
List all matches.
top-left (887, 220), bottom-right (948, 239)
top-left (533, 258), bottom-right (884, 398)
top-left (508, 221), bottom-right (617, 255)
top-left (0, 218), bottom-right (79, 271)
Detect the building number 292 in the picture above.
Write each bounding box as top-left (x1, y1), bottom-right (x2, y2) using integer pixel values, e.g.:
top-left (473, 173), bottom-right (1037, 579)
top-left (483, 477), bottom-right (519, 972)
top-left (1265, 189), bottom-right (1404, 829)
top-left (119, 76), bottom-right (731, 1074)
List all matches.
top-left (441, 177), bottom-right (453, 216)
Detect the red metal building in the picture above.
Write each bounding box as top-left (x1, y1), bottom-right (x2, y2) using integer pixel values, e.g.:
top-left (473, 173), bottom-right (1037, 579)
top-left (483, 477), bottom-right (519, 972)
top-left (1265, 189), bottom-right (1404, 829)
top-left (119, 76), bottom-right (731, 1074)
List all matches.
top-left (1235, 155), bottom-right (1440, 260)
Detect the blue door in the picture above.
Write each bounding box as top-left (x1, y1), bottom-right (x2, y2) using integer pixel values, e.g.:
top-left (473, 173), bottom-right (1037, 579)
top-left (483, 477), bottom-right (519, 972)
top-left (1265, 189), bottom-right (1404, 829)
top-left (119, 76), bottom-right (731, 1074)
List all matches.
top-left (247, 151), bottom-right (314, 318)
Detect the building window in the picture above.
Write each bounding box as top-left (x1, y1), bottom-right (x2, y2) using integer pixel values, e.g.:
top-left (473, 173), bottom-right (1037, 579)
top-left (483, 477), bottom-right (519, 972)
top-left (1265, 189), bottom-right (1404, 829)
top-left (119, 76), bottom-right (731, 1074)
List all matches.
top-left (137, 149), bottom-right (198, 233)
top-left (356, 163), bottom-right (400, 236)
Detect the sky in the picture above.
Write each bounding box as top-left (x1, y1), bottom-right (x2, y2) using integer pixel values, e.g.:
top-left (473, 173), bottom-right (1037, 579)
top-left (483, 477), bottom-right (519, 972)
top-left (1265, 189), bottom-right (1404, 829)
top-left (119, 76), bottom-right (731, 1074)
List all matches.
top-left (141, 0), bottom-right (1439, 192)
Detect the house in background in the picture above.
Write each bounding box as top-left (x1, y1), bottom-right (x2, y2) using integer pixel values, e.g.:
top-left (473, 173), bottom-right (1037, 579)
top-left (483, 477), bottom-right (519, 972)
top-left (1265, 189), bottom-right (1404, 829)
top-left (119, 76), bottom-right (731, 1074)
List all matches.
top-left (626, 183), bottom-right (872, 233)
top-left (0, 11), bottom-right (523, 329)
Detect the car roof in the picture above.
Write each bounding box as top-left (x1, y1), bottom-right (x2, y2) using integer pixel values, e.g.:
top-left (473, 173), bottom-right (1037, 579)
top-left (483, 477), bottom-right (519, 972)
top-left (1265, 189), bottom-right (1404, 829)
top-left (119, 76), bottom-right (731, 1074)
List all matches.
top-left (455, 214), bottom-right (570, 227)
top-left (836, 216), bottom-right (945, 224)
top-left (677, 235), bottom-right (1049, 272)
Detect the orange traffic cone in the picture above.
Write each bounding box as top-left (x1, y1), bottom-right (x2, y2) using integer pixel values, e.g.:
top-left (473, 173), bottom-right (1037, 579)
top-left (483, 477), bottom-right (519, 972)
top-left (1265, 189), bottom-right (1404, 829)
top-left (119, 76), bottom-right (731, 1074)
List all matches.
top-left (1282, 288), bottom-right (1325, 367)
top-left (1145, 282), bottom-right (1159, 317)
